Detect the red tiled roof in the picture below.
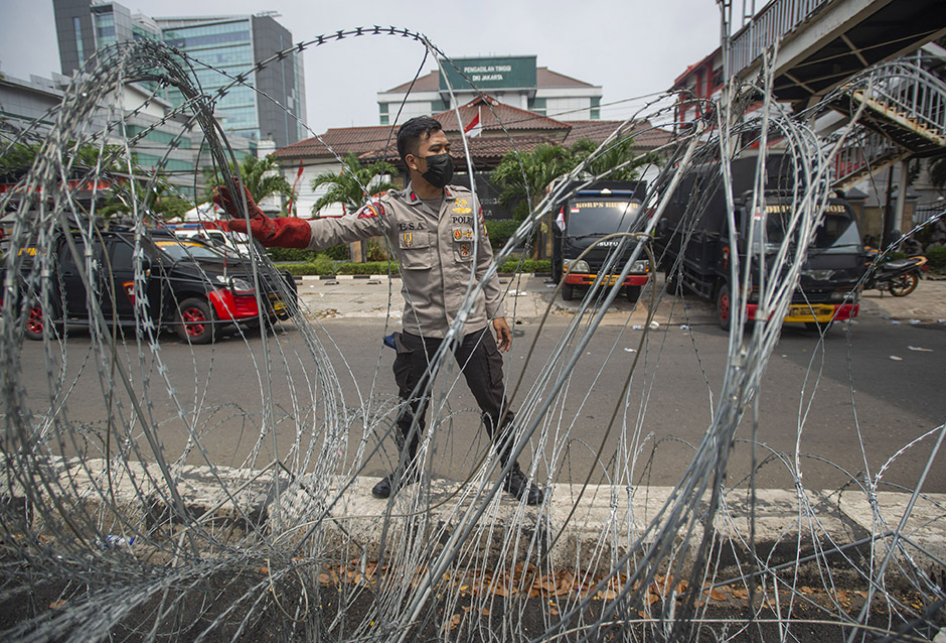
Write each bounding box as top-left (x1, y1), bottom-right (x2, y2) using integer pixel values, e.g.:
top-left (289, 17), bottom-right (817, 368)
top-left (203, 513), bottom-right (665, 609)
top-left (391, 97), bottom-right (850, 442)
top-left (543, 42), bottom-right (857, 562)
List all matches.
top-left (434, 96), bottom-right (568, 132)
top-left (382, 70), bottom-right (440, 94)
top-left (565, 120), bottom-right (675, 150)
top-left (361, 134), bottom-right (565, 165)
top-left (273, 99), bottom-right (671, 168)
top-left (273, 126), bottom-right (398, 160)
top-left (536, 67), bottom-right (598, 88)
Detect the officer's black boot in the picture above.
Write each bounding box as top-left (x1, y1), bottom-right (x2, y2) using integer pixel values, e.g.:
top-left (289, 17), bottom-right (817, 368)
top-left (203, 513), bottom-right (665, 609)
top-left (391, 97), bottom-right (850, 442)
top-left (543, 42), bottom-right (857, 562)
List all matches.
top-left (503, 461), bottom-right (544, 505)
top-left (372, 422), bottom-right (420, 499)
top-left (371, 466), bottom-right (419, 499)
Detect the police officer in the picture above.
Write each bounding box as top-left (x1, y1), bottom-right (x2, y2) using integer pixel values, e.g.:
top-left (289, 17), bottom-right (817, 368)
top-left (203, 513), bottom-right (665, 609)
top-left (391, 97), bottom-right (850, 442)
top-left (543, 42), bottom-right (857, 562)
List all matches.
top-left (214, 116), bottom-right (543, 505)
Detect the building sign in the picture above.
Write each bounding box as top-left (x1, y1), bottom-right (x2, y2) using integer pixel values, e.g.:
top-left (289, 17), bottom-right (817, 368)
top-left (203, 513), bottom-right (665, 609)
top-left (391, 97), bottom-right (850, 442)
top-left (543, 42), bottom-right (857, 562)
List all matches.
top-left (440, 56), bottom-right (537, 92)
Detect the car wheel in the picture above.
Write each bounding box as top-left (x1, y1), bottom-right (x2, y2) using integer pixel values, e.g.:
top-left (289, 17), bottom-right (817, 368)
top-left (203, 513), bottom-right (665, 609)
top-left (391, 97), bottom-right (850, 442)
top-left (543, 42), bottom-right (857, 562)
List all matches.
top-left (175, 297), bottom-right (216, 344)
top-left (888, 272), bottom-right (918, 297)
top-left (24, 303), bottom-right (46, 341)
top-left (561, 282), bottom-right (575, 301)
top-left (625, 285), bottom-right (642, 303)
top-left (716, 283), bottom-right (731, 331)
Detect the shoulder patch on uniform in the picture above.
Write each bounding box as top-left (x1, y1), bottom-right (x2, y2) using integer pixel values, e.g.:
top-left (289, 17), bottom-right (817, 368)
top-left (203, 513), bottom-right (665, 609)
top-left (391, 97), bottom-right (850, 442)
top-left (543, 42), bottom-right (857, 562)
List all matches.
top-left (479, 206), bottom-right (488, 237)
top-left (356, 199), bottom-right (385, 219)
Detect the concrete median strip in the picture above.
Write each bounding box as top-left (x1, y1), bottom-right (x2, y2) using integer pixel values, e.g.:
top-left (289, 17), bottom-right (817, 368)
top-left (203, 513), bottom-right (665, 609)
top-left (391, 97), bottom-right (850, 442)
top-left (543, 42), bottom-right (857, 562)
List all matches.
top-left (9, 455), bottom-right (944, 581)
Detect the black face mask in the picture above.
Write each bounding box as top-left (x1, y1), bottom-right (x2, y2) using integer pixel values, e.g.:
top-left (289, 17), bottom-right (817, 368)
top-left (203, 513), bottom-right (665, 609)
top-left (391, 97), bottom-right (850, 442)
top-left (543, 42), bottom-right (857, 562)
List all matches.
top-left (420, 153), bottom-right (454, 189)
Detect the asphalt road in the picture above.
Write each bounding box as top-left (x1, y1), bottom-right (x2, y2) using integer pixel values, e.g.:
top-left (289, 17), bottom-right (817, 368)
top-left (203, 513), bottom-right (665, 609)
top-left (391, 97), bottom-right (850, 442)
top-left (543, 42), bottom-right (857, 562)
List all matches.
top-left (12, 310), bottom-right (944, 495)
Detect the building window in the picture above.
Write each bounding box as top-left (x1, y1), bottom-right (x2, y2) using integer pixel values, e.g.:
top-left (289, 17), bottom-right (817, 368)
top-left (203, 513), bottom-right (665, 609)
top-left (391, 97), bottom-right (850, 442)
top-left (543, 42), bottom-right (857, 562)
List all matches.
top-left (590, 96), bottom-right (600, 120)
top-left (379, 102), bottom-right (388, 125)
top-left (528, 97), bottom-right (547, 116)
top-left (74, 17), bottom-right (85, 63)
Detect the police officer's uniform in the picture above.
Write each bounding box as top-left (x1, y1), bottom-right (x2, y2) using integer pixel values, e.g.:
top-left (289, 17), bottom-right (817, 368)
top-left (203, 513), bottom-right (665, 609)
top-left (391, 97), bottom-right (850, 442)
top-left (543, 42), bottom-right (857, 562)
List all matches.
top-left (305, 183), bottom-right (516, 464)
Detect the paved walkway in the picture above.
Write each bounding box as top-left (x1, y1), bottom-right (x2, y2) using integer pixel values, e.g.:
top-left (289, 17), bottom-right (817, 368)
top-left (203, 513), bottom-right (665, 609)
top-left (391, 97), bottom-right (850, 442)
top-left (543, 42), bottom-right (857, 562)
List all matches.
top-left (296, 273), bottom-right (946, 326)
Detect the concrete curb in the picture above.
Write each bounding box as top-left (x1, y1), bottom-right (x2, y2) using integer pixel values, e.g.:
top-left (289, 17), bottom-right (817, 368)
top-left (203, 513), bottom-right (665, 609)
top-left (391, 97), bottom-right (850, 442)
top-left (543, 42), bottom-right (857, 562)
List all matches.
top-left (294, 273), bottom-right (546, 283)
top-left (10, 456), bottom-right (945, 579)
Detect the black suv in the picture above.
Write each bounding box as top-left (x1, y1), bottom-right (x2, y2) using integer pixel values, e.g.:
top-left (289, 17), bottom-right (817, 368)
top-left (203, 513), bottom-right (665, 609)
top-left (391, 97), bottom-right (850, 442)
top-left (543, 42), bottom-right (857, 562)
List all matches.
top-left (6, 227), bottom-right (297, 344)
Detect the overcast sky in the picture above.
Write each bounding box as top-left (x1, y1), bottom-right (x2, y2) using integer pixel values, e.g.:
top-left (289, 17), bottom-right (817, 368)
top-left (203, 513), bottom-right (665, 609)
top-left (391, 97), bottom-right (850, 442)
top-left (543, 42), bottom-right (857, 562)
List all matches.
top-left (0, 0), bottom-right (723, 133)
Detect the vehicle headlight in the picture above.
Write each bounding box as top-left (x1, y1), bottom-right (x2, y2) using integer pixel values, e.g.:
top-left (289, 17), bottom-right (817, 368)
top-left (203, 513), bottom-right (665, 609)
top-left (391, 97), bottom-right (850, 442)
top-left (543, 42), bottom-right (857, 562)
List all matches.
top-left (565, 260), bottom-right (590, 274)
top-left (830, 288), bottom-right (854, 302)
top-left (230, 277), bottom-right (254, 294)
top-left (631, 260), bottom-right (649, 273)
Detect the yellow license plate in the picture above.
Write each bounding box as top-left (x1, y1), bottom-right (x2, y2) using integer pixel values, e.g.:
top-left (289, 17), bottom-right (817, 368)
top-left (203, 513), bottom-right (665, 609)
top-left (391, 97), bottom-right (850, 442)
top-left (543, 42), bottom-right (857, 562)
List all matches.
top-left (786, 304), bottom-right (834, 321)
top-left (272, 300), bottom-right (285, 313)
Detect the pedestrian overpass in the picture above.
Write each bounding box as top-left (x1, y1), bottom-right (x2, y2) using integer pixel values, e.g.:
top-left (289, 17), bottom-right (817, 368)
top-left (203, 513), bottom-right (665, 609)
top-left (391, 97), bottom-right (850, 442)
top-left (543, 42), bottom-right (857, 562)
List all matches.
top-left (727, 0), bottom-right (946, 191)
top-left (729, 0), bottom-right (946, 108)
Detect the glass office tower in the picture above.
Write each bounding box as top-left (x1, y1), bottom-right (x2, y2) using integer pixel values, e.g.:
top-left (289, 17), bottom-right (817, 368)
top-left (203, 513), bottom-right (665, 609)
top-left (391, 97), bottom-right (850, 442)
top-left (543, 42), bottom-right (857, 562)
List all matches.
top-left (53, 1), bottom-right (306, 147)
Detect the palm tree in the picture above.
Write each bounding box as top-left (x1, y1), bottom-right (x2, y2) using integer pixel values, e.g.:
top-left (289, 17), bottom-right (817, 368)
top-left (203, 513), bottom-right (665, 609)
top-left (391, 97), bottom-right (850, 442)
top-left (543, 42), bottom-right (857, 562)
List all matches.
top-left (310, 153), bottom-right (398, 216)
top-left (569, 136), bottom-right (655, 183)
top-left (490, 143), bottom-right (574, 222)
top-left (237, 154), bottom-right (293, 205)
top-left (203, 154), bottom-right (293, 210)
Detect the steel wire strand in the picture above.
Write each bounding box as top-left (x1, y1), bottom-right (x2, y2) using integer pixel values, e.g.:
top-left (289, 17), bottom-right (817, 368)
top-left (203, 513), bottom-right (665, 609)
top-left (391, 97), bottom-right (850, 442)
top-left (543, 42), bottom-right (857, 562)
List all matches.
top-left (3, 33), bottom-right (946, 643)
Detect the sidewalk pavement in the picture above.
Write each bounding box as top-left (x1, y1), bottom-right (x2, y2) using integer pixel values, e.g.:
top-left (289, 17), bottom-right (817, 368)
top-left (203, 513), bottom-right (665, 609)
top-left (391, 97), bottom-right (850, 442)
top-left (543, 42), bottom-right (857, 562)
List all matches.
top-left (19, 456), bottom-right (946, 577)
top-left (295, 273), bottom-right (946, 327)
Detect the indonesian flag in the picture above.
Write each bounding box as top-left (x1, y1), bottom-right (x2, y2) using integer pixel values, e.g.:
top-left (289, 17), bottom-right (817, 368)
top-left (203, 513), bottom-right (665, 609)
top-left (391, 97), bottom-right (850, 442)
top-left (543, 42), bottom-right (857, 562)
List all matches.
top-left (464, 106), bottom-right (483, 137)
top-left (555, 207), bottom-right (566, 231)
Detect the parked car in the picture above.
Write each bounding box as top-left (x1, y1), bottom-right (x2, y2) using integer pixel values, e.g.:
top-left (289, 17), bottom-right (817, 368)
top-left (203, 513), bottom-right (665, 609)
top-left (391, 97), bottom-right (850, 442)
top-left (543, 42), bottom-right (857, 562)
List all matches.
top-left (163, 222), bottom-right (253, 257)
top-left (3, 226), bottom-right (297, 344)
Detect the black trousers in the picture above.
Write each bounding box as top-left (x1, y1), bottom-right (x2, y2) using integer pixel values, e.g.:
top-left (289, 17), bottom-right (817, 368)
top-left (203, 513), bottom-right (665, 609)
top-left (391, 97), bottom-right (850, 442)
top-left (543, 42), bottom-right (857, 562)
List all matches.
top-left (392, 327), bottom-right (515, 465)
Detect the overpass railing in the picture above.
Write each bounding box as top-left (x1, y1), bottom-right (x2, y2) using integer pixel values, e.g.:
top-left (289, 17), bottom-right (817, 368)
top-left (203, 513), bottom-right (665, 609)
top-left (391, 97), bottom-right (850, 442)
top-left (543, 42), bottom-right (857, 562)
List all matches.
top-left (728, 0), bottom-right (831, 79)
top-left (853, 62), bottom-right (946, 143)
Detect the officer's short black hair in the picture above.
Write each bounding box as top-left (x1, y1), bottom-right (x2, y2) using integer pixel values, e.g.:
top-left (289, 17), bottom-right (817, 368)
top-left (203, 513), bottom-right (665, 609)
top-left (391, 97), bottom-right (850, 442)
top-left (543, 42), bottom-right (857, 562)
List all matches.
top-left (397, 116), bottom-right (443, 161)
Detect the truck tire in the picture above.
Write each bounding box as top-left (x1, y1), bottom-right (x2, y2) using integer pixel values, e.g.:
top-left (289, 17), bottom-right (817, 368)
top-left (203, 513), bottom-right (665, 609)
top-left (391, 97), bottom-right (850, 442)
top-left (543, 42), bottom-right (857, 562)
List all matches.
top-left (561, 283), bottom-right (575, 301)
top-left (716, 283), bottom-right (731, 331)
top-left (175, 297), bottom-right (217, 344)
top-left (626, 285), bottom-right (642, 303)
top-left (888, 272), bottom-right (918, 297)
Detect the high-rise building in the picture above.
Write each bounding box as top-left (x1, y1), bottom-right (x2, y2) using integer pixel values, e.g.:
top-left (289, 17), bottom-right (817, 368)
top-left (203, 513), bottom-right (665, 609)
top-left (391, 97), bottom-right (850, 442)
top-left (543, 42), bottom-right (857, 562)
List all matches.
top-left (52, 1), bottom-right (306, 148)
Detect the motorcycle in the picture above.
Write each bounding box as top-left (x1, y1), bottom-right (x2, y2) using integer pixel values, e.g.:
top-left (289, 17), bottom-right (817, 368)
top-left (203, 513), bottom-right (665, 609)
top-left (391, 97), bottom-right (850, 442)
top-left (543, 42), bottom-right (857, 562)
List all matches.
top-left (864, 253), bottom-right (927, 297)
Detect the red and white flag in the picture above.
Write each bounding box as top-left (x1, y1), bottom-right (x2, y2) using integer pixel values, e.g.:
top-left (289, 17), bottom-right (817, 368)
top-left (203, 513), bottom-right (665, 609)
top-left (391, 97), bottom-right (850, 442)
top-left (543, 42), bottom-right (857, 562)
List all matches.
top-left (464, 106), bottom-right (483, 138)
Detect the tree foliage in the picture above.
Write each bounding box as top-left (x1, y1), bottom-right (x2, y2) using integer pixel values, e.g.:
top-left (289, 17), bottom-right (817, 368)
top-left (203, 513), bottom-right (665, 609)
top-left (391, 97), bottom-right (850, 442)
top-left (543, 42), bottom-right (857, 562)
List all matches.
top-left (930, 155), bottom-right (946, 193)
top-left (203, 154), bottom-right (293, 208)
top-left (310, 153), bottom-right (398, 216)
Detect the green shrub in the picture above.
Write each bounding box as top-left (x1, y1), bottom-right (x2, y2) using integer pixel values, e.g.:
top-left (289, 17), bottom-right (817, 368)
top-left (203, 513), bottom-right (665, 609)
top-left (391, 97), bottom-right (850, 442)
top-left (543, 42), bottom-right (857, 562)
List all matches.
top-left (486, 220), bottom-right (522, 251)
top-left (323, 244), bottom-right (351, 261)
top-left (276, 256), bottom-right (552, 276)
top-left (267, 244), bottom-right (350, 262)
top-left (274, 259), bottom-right (399, 276)
top-left (366, 237), bottom-right (389, 261)
top-left (926, 245), bottom-right (946, 270)
top-left (499, 258), bottom-right (551, 273)
top-left (337, 261), bottom-right (399, 275)
top-left (267, 247), bottom-right (316, 262)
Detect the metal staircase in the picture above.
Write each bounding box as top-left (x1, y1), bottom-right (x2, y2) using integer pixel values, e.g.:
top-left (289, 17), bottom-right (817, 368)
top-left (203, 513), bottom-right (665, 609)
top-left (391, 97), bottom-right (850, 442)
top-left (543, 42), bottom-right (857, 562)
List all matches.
top-left (826, 61), bottom-right (946, 189)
